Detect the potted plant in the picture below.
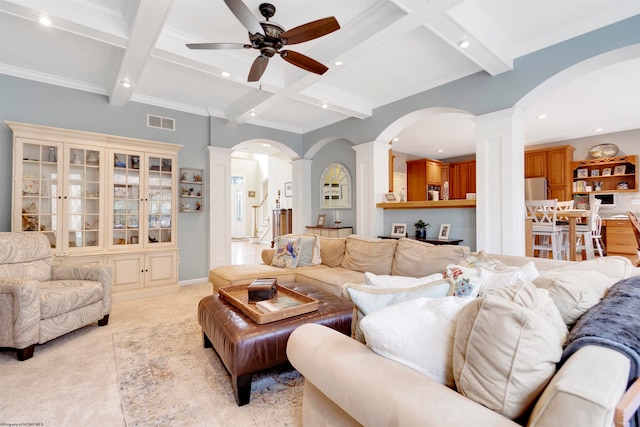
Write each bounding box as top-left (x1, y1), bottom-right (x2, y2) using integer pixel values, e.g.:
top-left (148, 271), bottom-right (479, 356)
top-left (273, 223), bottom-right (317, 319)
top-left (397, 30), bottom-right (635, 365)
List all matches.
top-left (414, 219), bottom-right (430, 239)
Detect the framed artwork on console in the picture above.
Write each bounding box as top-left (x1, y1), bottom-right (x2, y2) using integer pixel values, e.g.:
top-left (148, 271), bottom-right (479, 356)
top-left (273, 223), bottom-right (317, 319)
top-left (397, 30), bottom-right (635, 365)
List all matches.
top-left (438, 224), bottom-right (451, 240)
top-left (391, 223), bottom-right (407, 237)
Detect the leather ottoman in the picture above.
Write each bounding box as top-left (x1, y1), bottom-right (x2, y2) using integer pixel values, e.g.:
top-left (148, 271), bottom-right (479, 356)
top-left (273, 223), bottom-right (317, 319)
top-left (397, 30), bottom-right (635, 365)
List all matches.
top-left (197, 283), bottom-right (353, 406)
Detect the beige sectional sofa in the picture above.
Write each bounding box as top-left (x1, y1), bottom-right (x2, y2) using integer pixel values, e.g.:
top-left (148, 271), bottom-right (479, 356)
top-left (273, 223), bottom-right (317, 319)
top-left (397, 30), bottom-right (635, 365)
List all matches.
top-left (209, 234), bottom-right (640, 427)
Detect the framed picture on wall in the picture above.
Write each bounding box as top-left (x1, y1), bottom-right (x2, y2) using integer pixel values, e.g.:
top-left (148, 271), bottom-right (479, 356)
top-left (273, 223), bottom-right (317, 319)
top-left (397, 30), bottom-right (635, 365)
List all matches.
top-left (284, 182), bottom-right (293, 197)
top-left (438, 224), bottom-right (451, 240)
top-left (390, 223), bottom-right (407, 237)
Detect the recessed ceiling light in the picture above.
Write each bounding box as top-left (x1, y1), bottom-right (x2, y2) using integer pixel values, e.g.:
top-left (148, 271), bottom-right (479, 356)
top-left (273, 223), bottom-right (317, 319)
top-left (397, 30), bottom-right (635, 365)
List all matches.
top-left (392, 137), bottom-right (399, 142)
top-left (537, 114), bottom-right (547, 119)
top-left (38, 14), bottom-right (53, 26)
top-left (458, 39), bottom-right (470, 49)
top-left (250, 109), bottom-right (256, 117)
top-left (437, 149), bottom-right (444, 153)
top-left (262, 143), bottom-right (270, 147)
top-left (321, 102), bottom-right (328, 109)
top-left (121, 79), bottom-right (131, 88)
top-left (334, 60), bottom-right (343, 66)
top-left (221, 71), bottom-right (231, 78)
top-left (593, 128), bottom-right (604, 132)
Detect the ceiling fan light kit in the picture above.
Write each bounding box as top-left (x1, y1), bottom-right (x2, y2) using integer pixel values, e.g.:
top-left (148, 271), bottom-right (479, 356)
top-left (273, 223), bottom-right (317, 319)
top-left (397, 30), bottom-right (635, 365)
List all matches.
top-left (187, 1), bottom-right (340, 82)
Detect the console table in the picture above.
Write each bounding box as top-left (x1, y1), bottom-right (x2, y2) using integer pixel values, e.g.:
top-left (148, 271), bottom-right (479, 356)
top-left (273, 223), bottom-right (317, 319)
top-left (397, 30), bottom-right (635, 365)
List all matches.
top-left (378, 236), bottom-right (463, 245)
top-left (306, 226), bottom-right (353, 238)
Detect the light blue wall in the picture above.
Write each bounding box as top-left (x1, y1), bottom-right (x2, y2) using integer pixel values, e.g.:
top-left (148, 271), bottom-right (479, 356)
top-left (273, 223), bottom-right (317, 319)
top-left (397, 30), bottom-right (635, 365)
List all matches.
top-left (382, 209), bottom-right (477, 251)
top-left (311, 139), bottom-right (357, 232)
top-left (0, 77), bottom-right (212, 280)
top-left (1, 15), bottom-right (639, 279)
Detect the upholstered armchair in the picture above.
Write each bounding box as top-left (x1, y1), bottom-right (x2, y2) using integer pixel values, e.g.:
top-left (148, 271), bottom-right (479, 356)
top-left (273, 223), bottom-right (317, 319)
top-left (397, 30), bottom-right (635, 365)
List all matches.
top-left (0, 232), bottom-right (112, 360)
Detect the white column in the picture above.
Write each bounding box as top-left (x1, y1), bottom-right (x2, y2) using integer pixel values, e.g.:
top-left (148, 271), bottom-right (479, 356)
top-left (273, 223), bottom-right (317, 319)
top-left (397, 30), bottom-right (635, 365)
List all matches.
top-left (353, 141), bottom-right (391, 238)
top-left (207, 146), bottom-right (232, 268)
top-left (474, 108), bottom-right (526, 255)
top-left (292, 159), bottom-right (312, 234)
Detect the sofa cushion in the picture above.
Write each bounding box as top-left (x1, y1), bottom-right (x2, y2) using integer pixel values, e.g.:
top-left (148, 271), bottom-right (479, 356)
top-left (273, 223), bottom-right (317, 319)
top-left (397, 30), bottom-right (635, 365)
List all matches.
top-left (261, 249), bottom-right (276, 265)
top-left (279, 234), bottom-right (322, 266)
top-left (39, 280), bottom-right (103, 320)
top-left (364, 272), bottom-right (444, 288)
top-left (271, 237), bottom-right (302, 268)
top-left (341, 236), bottom-right (397, 275)
top-left (343, 278), bottom-right (454, 342)
top-left (295, 266), bottom-right (363, 297)
top-left (391, 238), bottom-right (469, 277)
top-left (318, 237), bottom-right (346, 267)
top-left (532, 270), bottom-right (615, 327)
top-left (453, 281), bottom-right (567, 420)
top-left (360, 296), bottom-right (474, 388)
top-left (553, 256), bottom-right (635, 281)
top-left (208, 264), bottom-right (301, 291)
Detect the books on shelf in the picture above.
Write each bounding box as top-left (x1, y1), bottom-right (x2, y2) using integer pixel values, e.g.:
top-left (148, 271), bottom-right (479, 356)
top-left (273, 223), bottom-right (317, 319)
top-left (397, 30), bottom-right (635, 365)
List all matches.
top-left (256, 296), bottom-right (302, 313)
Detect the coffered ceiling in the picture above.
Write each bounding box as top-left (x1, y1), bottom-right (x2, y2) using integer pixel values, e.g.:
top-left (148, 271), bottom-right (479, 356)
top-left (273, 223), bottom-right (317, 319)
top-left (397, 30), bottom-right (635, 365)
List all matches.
top-left (1, 0), bottom-right (639, 159)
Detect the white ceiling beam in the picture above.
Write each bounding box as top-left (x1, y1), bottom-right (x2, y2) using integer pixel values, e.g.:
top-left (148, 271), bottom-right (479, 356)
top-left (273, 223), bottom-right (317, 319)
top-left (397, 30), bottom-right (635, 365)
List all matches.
top-left (108, 0), bottom-right (175, 106)
top-left (422, 0), bottom-right (514, 75)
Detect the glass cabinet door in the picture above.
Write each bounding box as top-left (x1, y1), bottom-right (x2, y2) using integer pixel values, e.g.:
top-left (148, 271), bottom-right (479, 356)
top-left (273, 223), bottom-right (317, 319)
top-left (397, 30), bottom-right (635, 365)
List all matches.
top-left (111, 151), bottom-right (142, 247)
top-left (65, 146), bottom-right (104, 250)
top-left (19, 141), bottom-right (63, 250)
top-left (147, 155), bottom-right (174, 245)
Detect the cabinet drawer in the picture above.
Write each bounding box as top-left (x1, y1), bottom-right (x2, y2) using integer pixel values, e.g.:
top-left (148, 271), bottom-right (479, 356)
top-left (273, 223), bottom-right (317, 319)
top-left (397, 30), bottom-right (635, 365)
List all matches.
top-left (606, 220), bottom-right (631, 227)
top-left (606, 235), bottom-right (637, 254)
top-left (607, 227), bottom-right (634, 236)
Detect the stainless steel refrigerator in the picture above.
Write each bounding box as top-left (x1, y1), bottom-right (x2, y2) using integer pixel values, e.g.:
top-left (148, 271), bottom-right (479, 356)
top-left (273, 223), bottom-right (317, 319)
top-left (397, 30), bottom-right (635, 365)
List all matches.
top-left (525, 177), bottom-right (547, 200)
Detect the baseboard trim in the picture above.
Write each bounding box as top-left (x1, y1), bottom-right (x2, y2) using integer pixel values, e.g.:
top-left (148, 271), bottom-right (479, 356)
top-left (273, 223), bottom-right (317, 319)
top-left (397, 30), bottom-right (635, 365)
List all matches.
top-left (179, 277), bottom-right (209, 286)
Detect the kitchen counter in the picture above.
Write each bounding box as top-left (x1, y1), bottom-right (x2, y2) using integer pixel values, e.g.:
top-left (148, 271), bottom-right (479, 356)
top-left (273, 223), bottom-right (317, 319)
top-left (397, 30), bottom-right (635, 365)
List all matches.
top-left (376, 200), bottom-right (476, 209)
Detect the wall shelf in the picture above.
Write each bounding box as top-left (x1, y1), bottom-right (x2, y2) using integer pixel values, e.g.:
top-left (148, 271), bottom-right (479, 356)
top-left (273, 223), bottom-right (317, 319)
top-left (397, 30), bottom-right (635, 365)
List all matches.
top-left (180, 167), bottom-right (204, 212)
top-left (571, 155), bottom-right (637, 194)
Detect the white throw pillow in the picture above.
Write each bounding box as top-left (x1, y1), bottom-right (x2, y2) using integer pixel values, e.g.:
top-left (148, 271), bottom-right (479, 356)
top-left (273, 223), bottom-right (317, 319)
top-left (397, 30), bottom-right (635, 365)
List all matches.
top-left (364, 271), bottom-right (444, 288)
top-left (495, 261), bottom-right (540, 281)
top-left (477, 269), bottom-right (528, 296)
top-left (343, 279), bottom-right (455, 342)
top-left (533, 270), bottom-right (616, 327)
top-left (361, 296), bottom-right (474, 388)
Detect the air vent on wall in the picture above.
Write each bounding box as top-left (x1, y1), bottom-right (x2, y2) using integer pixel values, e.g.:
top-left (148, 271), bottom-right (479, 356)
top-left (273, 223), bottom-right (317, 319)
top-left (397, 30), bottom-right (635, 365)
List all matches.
top-left (147, 114), bottom-right (175, 131)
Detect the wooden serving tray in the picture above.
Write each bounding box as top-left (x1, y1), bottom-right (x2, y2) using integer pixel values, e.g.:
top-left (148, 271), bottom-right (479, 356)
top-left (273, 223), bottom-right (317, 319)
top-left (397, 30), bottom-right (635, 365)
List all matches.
top-left (219, 284), bottom-right (319, 324)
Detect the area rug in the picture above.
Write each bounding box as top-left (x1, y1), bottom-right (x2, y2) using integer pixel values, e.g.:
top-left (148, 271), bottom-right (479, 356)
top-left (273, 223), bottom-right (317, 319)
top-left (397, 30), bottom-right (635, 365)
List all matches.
top-left (112, 319), bottom-right (303, 426)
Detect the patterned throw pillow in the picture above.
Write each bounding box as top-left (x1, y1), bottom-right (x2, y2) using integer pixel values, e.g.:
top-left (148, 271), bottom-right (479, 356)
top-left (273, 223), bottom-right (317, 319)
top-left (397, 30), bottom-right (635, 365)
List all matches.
top-left (271, 237), bottom-right (302, 268)
top-left (444, 264), bottom-right (488, 297)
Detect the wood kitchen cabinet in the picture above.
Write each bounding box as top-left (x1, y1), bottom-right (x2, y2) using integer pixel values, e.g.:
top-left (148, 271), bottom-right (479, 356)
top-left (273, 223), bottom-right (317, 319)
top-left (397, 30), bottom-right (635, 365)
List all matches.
top-left (406, 158), bottom-right (442, 201)
top-left (525, 145), bottom-right (575, 200)
top-left (604, 219), bottom-right (637, 254)
top-left (450, 160), bottom-right (476, 199)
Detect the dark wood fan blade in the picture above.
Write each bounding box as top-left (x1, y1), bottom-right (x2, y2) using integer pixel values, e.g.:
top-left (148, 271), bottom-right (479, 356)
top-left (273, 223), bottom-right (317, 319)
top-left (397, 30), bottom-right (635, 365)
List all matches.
top-left (280, 50), bottom-right (328, 75)
top-left (281, 17), bottom-right (340, 45)
top-left (223, 0), bottom-right (264, 36)
top-left (248, 55), bottom-right (270, 82)
top-left (186, 42), bottom-right (250, 50)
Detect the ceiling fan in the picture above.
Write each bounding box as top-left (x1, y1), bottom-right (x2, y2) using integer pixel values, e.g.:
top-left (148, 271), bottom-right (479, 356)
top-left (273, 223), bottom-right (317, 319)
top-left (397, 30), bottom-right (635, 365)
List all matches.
top-left (186, 0), bottom-right (340, 82)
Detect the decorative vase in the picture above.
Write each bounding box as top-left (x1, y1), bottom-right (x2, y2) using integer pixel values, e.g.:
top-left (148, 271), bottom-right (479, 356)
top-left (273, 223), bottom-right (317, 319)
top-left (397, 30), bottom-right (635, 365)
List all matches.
top-left (415, 229), bottom-right (426, 239)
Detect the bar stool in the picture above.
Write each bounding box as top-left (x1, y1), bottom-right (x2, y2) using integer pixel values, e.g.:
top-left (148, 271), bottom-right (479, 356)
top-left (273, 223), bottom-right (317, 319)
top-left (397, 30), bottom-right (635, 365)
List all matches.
top-left (525, 199), bottom-right (565, 260)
